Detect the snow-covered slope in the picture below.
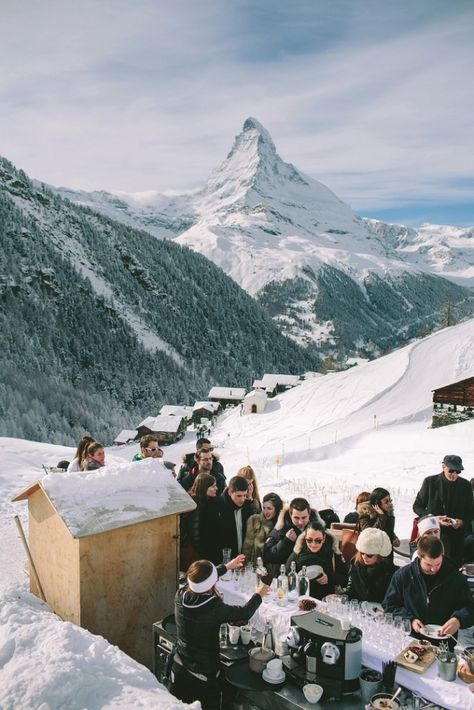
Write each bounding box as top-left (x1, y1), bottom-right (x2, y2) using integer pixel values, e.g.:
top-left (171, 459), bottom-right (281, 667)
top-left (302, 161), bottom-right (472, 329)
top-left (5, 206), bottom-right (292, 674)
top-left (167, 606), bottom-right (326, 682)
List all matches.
top-left (1, 319), bottom-right (474, 708)
top-left (53, 119), bottom-right (474, 351)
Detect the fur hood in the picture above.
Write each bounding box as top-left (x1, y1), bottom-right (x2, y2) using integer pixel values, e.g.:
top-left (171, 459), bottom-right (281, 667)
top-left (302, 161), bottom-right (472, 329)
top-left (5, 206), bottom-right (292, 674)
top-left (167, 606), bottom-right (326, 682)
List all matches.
top-left (274, 504), bottom-right (324, 532)
top-left (357, 501), bottom-right (376, 519)
top-left (294, 529), bottom-right (341, 556)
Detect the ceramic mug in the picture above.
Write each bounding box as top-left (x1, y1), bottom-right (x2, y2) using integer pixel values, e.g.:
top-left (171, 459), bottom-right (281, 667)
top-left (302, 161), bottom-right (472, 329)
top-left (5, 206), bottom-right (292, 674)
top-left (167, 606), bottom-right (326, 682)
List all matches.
top-left (240, 626), bottom-right (252, 645)
top-left (266, 658), bottom-right (283, 677)
top-left (228, 626), bottom-right (240, 645)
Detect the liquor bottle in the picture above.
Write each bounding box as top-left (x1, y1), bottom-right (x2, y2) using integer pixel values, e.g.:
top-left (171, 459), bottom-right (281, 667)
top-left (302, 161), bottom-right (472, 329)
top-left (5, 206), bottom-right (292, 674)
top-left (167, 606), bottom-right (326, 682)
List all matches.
top-left (287, 560), bottom-right (297, 593)
top-left (263, 621), bottom-right (274, 650)
top-left (276, 563), bottom-right (288, 605)
top-left (298, 565), bottom-right (310, 597)
top-left (256, 556), bottom-right (267, 585)
top-left (304, 637), bottom-right (318, 674)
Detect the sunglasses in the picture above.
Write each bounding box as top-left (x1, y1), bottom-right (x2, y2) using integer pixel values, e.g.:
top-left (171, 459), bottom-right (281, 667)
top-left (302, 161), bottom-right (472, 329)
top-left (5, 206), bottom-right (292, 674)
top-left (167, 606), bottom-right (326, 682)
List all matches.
top-left (144, 447), bottom-right (160, 453)
top-left (447, 469), bottom-right (459, 474)
top-left (306, 537), bottom-right (324, 544)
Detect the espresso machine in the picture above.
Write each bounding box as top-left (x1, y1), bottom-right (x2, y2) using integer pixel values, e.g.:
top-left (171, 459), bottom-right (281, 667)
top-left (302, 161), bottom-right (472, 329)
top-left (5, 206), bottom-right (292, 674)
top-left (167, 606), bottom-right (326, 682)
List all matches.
top-left (284, 609), bottom-right (362, 699)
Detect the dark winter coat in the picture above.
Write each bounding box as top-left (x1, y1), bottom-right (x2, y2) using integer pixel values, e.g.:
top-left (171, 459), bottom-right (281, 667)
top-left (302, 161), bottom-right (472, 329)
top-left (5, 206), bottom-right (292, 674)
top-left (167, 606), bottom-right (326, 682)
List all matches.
top-left (346, 558), bottom-right (396, 603)
top-left (178, 453), bottom-right (226, 495)
top-left (215, 490), bottom-right (254, 559)
top-left (175, 564), bottom-right (262, 677)
top-left (285, 531), bottom-right (347, 599)
top-left (182, 497), bottom-right (222, 566)
top-left (263, 505), bottom-right (324, 566)
top-left (413, 472), bottom-right (474, 564)
top-left (383, 556), bottom-right (474, 629)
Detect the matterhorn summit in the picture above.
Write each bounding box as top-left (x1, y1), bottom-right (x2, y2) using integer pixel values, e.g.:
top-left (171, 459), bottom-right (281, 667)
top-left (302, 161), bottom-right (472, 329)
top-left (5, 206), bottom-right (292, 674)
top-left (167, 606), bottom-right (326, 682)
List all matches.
top-left (51, 118), bottom-right (474, 355)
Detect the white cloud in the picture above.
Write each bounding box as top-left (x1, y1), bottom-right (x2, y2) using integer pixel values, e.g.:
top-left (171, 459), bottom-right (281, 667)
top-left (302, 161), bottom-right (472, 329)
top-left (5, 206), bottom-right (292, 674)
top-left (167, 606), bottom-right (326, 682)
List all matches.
top-left (0, 1), bottom-right (473, 222)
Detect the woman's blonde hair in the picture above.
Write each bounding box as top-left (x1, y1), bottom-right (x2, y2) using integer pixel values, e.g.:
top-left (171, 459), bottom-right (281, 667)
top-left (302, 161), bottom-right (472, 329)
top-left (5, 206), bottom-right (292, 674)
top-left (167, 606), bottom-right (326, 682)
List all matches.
top-left (236, 465), bottom-right (261, 506)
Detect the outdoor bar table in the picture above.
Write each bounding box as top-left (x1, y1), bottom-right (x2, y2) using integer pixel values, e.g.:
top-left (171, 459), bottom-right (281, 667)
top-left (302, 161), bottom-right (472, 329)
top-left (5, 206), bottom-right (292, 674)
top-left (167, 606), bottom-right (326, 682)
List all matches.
top-left (218, 578), bottom-right (474, 710)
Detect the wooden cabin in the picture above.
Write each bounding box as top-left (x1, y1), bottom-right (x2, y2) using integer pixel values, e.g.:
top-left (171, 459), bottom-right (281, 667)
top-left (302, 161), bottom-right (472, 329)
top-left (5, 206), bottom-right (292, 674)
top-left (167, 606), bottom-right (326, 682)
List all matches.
top-left (192, 400), bottom-right (219, 425)
top-left (113, 428), bottom-right (138, 445)
top-left (252, 373), bottom-right (300, 397)
top-left (159, 404), bottom-right (193, 423)
top-left (12, 460), bottom-right (195, 669)
top-left (136, 414), bottom-right (186, 443)
top-left (432, 375), bottom-right (474, 428)
top-left (207, 386), bottom-right (246, 408)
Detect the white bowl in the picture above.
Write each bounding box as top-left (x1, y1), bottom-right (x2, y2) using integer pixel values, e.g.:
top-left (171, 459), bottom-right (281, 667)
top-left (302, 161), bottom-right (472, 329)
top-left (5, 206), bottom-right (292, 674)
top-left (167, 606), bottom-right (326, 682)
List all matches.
top-left (302, 683), bottom-right (323, 704)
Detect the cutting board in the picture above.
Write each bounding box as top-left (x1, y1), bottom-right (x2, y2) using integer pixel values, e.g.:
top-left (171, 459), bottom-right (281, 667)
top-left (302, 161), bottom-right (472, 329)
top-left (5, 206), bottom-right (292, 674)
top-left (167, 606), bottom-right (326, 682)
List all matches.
top-left (394, 641), bottom-right (436, 674)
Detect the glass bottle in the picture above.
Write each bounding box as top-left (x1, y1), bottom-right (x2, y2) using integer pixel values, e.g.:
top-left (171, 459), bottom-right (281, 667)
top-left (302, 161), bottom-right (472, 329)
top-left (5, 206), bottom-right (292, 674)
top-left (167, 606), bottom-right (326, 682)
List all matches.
top-left (298, 565), bottom-right (310, 597)
top-left (276, 563), bottom-right (288, 605)
top-left (256, 556), bottom-right (267, 585)
top-left (287, 560), bottom-right (297, 593)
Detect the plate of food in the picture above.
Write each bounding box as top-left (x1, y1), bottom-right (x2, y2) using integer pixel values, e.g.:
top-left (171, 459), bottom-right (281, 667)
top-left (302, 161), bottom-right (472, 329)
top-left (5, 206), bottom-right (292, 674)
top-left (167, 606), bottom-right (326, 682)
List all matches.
top-left (420, 624), bottom-right (450, 640)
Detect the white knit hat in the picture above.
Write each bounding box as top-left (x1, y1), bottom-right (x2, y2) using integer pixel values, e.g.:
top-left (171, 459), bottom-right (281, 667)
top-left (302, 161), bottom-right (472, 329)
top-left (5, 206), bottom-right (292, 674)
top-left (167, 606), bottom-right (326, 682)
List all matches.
top-left (356, 528), bottom-right (392, 557)
top-left (417, 515), bottom-right (440, 536)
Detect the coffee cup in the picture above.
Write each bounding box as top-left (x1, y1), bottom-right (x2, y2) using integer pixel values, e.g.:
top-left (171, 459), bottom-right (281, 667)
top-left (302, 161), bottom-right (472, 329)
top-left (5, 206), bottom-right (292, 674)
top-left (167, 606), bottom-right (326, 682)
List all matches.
top-left (266, 658), bottom-right (283, 677)
top-left (240, 626), bottom-right (252, 645)
top-left (228, 626), bottom-right (240, 645)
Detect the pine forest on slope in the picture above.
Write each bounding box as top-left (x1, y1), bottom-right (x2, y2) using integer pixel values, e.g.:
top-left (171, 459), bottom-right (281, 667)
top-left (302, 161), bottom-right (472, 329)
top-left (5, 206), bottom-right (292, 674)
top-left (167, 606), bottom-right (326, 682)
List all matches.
top-left (0, 158), bottom-right (319, 445)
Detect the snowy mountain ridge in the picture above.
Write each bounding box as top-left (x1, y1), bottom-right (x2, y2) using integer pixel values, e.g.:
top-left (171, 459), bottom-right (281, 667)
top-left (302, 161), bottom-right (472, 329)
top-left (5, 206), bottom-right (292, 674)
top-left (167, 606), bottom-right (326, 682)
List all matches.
top-left (52, 118), bottom-right (474, 353)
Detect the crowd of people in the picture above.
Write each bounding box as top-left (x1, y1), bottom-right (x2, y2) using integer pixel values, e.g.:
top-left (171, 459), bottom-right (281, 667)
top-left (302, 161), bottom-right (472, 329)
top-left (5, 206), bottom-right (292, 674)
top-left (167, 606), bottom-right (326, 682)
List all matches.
top-left (60, 434), bottom-right (474, 710)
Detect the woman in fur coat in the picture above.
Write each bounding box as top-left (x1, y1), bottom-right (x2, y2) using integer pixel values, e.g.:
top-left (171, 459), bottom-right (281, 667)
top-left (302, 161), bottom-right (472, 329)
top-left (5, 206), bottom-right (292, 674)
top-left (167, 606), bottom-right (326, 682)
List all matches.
top-left (285, 521), bottom-right (347, 599)
top-left (243, 492), bottom-right (283, 566)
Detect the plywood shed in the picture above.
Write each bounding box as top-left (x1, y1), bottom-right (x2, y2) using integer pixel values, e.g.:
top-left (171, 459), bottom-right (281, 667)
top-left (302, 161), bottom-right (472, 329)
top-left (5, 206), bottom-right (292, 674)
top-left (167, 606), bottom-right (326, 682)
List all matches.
top-left (242, 388), bottom-right (268, 415)
top-left (12, 459), bottom-right (195, 670)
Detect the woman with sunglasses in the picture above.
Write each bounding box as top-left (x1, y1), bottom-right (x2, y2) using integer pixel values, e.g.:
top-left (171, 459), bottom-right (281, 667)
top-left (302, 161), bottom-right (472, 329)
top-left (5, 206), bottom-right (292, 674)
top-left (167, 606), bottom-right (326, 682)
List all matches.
top-left (285, 521), bottom-right (347, 599)
top-left (346, 528), bottom-right (396, 602)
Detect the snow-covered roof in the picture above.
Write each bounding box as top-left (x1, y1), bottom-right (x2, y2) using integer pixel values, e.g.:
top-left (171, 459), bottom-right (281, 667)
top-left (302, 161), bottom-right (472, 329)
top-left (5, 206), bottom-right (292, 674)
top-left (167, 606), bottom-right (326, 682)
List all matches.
top-left (113, 429), bottom-right (137, 443)
top-left (137, 415), bottom-right (184, 432)
top-left (208, 386), bottom-right (246, 400)
top-left (244, 389), bottom-right (268, 401)
top-left (253, 373), bottom-right (300, 389)
top-left (13, 459), bottom-right (195, 538)
top-left (193, 401), bottom-right (219, 412)
top-left (159, 405), bottom-right (193, 418)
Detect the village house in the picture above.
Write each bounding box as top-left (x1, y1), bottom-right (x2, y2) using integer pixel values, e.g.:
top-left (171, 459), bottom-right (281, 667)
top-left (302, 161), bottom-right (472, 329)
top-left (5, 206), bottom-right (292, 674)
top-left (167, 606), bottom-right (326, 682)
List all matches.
top-left (192, 400), bottom-right (219, 426)
top-left (252, 373), bottom-right (301, 397)
top-left (136, 414), bottom-right (186, 443)
top-left (159, 404), bottom-right (194, 423)
top-left (113, 428), bottom-right (138, 446)
top-left (207, 386), bottom-right (246, 408)
top-left (432, 375), bottom-right (474, 428)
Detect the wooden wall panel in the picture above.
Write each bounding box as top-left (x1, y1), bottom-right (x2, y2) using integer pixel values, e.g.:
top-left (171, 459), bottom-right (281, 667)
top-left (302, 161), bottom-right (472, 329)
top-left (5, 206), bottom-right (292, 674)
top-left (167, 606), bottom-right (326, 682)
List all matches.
top-left (79, 514), bottom-right (179, 668)
top-left (28, 489), bottom-right (80, 622)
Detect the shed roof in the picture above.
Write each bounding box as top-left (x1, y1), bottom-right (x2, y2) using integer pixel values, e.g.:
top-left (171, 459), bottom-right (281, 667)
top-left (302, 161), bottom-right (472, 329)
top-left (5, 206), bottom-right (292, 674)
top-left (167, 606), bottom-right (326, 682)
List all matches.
top-left (137, 415), bottom-right (184, 432)
top-left (208, 387), bottom-right (246, 400)
top-left (12, 459), bottom-right (195, 538)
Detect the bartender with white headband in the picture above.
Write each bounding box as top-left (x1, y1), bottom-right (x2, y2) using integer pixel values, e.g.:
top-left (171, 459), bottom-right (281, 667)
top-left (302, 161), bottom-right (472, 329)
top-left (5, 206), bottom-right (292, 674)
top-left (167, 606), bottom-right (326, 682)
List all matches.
top-left (172, 555), bottom-right (270, 710)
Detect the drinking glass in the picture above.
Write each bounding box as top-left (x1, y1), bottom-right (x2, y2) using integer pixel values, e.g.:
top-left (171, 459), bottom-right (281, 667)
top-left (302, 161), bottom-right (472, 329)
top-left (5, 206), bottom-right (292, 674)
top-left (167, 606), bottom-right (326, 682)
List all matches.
top-left (222, 548), bottom-right (232, 565)
top-left (349, 599), bottom-right (359, 622)
top-left (402, 618), bottom-right (412, 638)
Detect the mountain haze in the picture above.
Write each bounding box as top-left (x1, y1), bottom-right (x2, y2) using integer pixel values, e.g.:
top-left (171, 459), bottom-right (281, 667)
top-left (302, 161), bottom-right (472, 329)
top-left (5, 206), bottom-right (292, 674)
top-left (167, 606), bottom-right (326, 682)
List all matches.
top-left (55, 119), bottom-right (474, 356)
top-left (0, 157), bottom-right (319, 444)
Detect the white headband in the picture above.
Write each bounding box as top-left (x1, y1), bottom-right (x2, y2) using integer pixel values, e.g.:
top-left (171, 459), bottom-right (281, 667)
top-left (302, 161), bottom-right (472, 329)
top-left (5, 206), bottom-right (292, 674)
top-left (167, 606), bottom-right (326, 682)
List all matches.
top-left (187, 564), bottom-right (218, 593)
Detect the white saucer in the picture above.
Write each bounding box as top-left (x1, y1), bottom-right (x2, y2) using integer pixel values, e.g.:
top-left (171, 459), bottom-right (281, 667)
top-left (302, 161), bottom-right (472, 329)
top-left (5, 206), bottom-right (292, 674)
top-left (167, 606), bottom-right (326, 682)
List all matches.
top-left (262, 668), bottom-right (286, 684)
top-left (420, 624), bottom-right (450, 641)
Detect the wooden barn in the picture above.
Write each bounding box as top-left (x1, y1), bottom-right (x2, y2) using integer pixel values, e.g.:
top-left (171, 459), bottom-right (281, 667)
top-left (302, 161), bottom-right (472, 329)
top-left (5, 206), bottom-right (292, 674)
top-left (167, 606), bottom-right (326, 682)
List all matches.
top-left (113, 428), bottom-right (138, 445)
top-left (192, 400), bottom-right (219, 425)
top-left (252, 373), bottom-right (300, 397)
top-left (207, 386), bottom-right (246, 408)
top-left (432, 375), bottom-right (474, 428)
top-left (136, 414), bottom-right (186, 443)
top-left (12, 459), bottom-right (195, 669)
top-left (159, 404), bottom-right (194, 423)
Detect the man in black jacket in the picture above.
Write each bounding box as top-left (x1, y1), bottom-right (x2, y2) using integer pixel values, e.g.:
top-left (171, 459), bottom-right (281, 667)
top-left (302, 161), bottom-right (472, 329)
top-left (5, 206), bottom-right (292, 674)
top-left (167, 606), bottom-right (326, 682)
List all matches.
top-left (263, 497), bottom-right (323, 566)
top-left (216, 476), bottom-right (254, 559)
top-left (383, 536), bottom-right (474, 642)
top-left (413, 454), bottom-right (473, 565)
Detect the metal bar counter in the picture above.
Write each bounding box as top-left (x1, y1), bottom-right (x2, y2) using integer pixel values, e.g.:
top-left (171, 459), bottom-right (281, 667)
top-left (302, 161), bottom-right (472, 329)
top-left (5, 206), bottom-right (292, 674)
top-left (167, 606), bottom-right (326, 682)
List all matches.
top-left (217, 579), bottom-right (474, 710)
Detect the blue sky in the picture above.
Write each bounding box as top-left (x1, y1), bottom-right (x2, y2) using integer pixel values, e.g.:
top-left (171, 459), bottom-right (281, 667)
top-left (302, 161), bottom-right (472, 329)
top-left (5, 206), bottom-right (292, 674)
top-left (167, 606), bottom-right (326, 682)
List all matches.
top-left (1, 0), bottom-right (473, 226)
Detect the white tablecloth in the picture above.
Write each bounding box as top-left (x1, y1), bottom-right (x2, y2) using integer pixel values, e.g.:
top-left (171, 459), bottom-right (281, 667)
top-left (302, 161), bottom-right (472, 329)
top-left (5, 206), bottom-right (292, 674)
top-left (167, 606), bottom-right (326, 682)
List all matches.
top-left (217, 580), bottom-right (474, 710)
